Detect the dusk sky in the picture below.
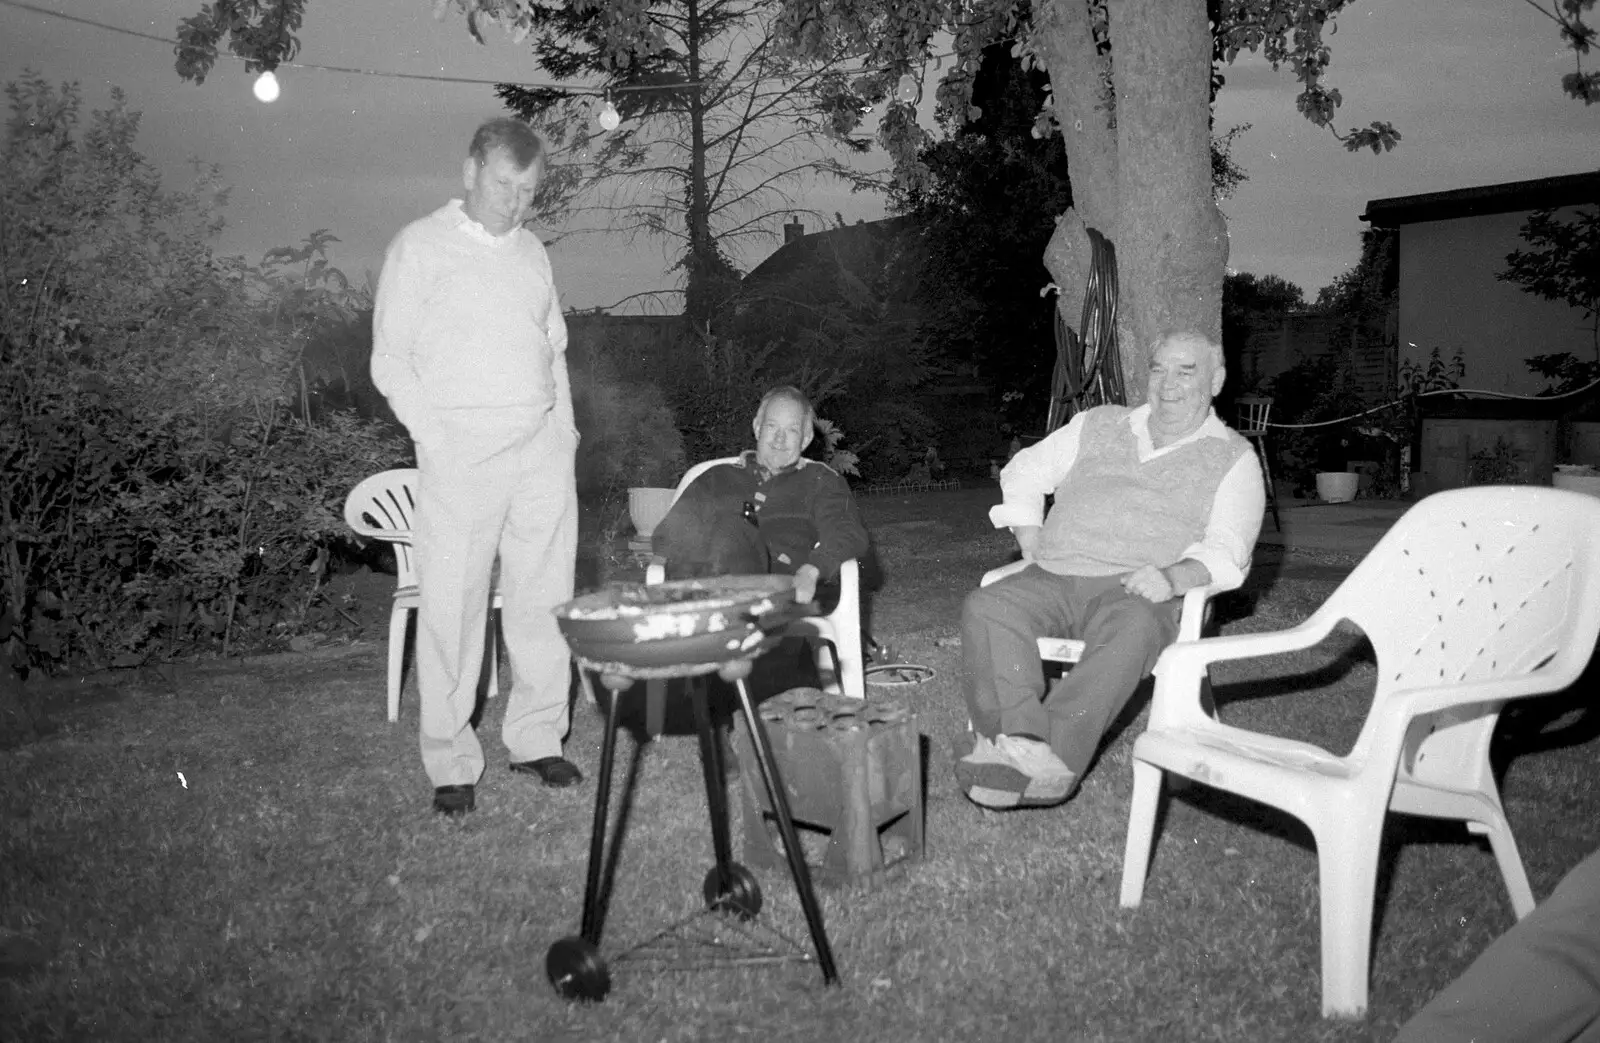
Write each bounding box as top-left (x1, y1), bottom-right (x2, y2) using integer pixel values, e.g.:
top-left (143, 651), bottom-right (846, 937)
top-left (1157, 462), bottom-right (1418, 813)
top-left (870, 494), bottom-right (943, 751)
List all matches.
top-left (1, 0), bottom-right (1594, 313)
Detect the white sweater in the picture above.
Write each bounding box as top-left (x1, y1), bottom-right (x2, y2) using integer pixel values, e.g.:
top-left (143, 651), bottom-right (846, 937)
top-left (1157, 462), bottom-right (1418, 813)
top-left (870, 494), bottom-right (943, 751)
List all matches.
top-left (371, 199), bottom-right (572, 444)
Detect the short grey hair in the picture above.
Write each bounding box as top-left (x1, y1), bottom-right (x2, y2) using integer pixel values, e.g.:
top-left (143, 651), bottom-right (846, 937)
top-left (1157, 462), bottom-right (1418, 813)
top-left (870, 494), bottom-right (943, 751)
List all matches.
top-left (1152, 329), bottom-right (1224, 371)
top-left (467, 117), bottom-right (544, 170)
top-left (754, 385), bottom-right (816, 432)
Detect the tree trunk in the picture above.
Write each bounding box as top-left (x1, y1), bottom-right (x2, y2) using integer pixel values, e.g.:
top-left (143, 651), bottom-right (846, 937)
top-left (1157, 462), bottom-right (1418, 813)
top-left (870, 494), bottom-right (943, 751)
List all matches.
top-left (1039, 0), bottom-right (1227, 407)
top-left (1038, 0), bottom-right (1118, 384)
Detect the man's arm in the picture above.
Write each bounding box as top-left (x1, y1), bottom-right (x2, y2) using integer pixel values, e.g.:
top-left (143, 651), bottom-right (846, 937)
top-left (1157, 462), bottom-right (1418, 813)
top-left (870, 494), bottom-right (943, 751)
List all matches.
top-left (988, 413), bottom-right (1089, 556)
top-left (370, 234), bottom-right (438, 444)
top-left (797, 469), bottom-right (870, 602)
top-left (1123, 449), bottom-right (1265, 603)
top-left (546, 292), bottom-right (576, 435)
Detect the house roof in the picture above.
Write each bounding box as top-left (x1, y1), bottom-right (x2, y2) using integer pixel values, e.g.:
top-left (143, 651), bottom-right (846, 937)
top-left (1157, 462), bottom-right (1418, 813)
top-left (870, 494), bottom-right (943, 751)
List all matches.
top-left (742, 215), bottom-right (918, 286)
top-left (1360, 170), bottom-right (1600, 228)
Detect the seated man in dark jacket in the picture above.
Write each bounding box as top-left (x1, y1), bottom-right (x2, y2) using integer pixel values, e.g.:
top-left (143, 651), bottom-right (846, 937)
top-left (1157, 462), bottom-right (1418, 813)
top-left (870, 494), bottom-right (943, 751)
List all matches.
top-left (652, 386), bottom-right (869, 614)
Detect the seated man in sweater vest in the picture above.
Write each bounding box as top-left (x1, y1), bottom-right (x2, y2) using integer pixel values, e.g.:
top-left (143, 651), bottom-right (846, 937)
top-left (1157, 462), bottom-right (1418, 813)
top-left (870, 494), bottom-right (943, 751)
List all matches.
top-left (652, 384), bottom-right (869, 621)
top-left (956, 330), bottom-right (1264, 809)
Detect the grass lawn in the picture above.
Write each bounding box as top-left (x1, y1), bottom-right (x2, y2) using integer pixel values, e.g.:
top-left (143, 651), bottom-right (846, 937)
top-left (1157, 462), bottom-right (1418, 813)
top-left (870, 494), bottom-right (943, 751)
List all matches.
top-left (4, 487), bottom-right (1597, 1041)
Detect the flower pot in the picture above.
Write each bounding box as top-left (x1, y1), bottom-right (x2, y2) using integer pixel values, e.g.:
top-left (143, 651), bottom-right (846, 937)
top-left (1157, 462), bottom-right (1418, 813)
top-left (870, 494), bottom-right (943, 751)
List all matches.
top-left (627, 486), bottom-right (676, 542)
top-left (1554, 466), bottom-right (1600, 499)
top-left (1316, 471), bottom-right (1360, 504)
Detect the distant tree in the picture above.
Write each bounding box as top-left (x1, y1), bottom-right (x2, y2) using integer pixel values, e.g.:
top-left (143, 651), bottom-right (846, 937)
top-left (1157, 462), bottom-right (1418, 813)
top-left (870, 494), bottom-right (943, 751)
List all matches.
top-left (1314, 224), bottom-right (1398, 366)
top-left (1221, 270), bottom-right (1305, 393)
top-left (1499, 206), bottom-right (1600, 366)
top-left (891, 35), bottom-right (1071, 435)
top-left (491, 0), bottom-right (889, 321)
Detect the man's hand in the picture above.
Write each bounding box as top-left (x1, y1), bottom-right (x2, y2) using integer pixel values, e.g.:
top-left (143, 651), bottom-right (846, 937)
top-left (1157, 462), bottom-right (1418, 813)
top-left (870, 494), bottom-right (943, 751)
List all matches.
top-left (1012, 525), bottom-right (1041, 560)
top-left (793, 563), bottom-right (821, 605)
top-left (1122, 564), bottom-right (1175, 603)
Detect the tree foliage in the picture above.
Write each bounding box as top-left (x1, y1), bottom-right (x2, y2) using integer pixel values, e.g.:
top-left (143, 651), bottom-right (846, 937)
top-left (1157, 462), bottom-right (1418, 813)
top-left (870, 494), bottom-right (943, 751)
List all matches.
top-left (173, 0), bottom-right (1593, 400)
top-left (1500, 206), bottom-right (1600, 363)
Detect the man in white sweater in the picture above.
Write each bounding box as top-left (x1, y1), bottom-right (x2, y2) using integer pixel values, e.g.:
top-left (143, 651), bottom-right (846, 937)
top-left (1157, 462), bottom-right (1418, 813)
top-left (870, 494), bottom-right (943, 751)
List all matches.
top-left (372, 118), bottom-right (582, 816)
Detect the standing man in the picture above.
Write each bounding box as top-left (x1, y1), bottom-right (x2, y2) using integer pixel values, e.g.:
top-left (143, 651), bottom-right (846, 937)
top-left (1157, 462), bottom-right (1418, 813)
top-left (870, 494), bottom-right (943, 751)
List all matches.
top-left (957, 330), bottom-right (1264, 810)
top-left (372, 117), bottom-right (582, 816)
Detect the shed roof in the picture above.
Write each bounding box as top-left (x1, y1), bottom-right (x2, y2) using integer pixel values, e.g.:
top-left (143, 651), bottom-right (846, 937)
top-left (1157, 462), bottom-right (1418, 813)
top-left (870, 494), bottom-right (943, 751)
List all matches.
top-left (1360, 170), bottom-right (1600, 228)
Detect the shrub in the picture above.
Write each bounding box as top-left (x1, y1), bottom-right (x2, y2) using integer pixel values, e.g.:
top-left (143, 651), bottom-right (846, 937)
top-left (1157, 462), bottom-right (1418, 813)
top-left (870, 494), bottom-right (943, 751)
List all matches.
top-left (1, 72), bottom-right (407, 674)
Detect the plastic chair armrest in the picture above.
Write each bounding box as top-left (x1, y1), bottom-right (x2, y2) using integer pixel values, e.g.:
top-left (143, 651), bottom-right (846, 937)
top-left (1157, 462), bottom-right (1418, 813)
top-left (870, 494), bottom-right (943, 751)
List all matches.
top-left (645, 557), bottom-right (666, 586)
top-left (980, 558), bottom-right (1031, 587)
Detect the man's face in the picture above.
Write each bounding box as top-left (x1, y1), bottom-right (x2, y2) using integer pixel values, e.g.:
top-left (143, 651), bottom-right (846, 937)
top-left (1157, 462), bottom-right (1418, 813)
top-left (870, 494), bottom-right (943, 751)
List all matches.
top-left (1146, 335), bottom-right (1224, 440)
top-left (461, 147), bottom-right (540, 236)
top-left (754, 396), bottom-right (812, 471)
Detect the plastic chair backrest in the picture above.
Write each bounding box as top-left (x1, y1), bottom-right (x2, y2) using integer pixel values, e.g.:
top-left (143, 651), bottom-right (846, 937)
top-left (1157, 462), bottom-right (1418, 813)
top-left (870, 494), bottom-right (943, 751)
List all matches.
top-left (672, 457), bottom-right (740, 504)
top-left (343, 469), bottom-right (420, 585)
top-left (1324, 487), bottom-right (1600, 773)
top-left (1235, 396), bottom-right (1272, 437)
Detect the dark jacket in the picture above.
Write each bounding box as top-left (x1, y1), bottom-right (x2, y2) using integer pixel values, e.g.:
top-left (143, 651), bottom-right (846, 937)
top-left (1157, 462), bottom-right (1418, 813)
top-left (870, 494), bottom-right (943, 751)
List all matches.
top-left (652, 452), bottom-right (869, 583)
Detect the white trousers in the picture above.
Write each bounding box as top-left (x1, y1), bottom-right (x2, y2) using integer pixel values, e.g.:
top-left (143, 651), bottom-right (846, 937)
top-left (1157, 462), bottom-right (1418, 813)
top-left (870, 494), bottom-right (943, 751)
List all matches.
top-left (413, 409), bottom-right (578, 787)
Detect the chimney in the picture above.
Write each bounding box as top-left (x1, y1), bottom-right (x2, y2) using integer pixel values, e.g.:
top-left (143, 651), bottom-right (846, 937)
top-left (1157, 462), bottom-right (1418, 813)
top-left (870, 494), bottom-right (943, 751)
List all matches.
top-left (784, 215), bottom-right (804, 244)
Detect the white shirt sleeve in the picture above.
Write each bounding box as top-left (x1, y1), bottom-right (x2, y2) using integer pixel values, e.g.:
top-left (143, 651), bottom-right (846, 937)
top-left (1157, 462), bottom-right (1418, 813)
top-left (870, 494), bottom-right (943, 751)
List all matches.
top-left (1174, 450), bottom-right (1265, 590)
top-left (987, 414), bottom-right (1087, 530)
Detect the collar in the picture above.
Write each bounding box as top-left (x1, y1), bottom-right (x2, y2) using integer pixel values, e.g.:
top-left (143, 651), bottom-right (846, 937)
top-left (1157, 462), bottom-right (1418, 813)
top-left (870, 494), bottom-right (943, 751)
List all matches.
top-left (1127, 403), bottom-right (1227, 455)
top-left (739, 449), bottom-right (805, 482)
top-left (443, 199), bottom-right (518, 246)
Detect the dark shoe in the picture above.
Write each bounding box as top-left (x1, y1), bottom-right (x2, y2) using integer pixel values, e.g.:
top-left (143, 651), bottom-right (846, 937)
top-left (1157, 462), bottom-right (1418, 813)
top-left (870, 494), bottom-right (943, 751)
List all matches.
top-left (433, 784), bottom-right (475, 816)
top-left (510, 756), bottom-right (584, 788)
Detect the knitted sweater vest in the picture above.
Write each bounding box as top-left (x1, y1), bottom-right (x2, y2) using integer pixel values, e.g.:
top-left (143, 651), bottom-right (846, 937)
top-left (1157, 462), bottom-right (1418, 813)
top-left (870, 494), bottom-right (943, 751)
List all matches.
top-left (1033, 406), bottom-right (1250, 577)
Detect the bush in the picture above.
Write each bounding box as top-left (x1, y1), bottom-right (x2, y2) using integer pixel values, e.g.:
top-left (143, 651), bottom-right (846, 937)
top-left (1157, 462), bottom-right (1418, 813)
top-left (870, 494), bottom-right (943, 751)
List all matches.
top-left (1, 72), bottom-right (408, 674)
top-left (571, 349), bottom-right (687, 497)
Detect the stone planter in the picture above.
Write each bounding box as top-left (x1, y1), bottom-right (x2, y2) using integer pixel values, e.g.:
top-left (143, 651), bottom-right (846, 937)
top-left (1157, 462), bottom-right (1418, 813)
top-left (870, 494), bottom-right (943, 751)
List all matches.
top-left (1316, 471), bottom-right (1360, 504)
top-left (627, 486), bottom-right (675, 542)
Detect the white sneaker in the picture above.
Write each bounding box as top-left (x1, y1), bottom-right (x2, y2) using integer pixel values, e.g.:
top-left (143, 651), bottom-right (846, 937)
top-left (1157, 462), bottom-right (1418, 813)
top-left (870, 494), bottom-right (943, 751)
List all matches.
top-left (994, 734), bottom-right (1074, 785)
top-left (954, 733), bottom-right (1077, 809)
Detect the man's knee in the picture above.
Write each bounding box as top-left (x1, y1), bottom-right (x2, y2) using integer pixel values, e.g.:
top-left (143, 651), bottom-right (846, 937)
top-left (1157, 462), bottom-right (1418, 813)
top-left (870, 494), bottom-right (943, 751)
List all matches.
top-left (1089, 595), bottom-right (1174, 656)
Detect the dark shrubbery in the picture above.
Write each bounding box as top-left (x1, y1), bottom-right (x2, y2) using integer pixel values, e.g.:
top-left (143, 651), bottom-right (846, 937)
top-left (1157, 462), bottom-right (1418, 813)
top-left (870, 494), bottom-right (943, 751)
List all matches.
top-left (1, 73), bottom-right (407, 676)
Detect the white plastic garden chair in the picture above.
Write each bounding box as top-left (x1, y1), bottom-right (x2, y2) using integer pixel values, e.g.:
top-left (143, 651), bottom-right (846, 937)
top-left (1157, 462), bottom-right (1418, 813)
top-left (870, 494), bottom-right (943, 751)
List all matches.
top-left (1118, 485), bottom-right (1600, 1018)
top-left (646, 456), bottom-right (865, 697)
top-left (342, 469), bottom-right (500, 723)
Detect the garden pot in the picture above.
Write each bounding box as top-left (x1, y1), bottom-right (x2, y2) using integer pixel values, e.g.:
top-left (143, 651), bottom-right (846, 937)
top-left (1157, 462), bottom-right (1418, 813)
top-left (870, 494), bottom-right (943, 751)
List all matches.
top-left (1554, 466), bottom-right (1600, 499)
top-left (1316, 471), bottom-right (1360, 504)
top-left (627, 486), bottom-right (675, 542)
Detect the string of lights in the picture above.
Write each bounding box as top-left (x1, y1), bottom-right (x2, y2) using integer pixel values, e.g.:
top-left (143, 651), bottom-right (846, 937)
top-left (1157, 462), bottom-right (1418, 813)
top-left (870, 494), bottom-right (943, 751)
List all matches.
top-left (0, 0), bottom-right (697, 103)
top-left (1, 0), bottom-right (937, 118)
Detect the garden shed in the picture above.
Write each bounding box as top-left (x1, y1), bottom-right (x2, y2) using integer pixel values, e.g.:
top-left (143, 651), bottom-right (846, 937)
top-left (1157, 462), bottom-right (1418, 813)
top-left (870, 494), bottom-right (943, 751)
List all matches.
top-left (1360, 170), bottom-right (1600, 397)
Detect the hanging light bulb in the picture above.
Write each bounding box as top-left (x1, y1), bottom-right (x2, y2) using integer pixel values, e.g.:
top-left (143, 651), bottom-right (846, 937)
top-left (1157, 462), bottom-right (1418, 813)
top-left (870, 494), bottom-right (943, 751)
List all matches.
top-left (252, 70), bottom-right (281, 103)
top-left (597, 98), bottom-right (621, 132)
top-left (894, 72), bottom-right (918, 104)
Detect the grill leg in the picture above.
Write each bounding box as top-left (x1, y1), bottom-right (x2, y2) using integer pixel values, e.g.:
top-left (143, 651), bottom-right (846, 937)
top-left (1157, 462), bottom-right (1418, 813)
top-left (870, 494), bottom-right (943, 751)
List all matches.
top-left (578, 669), bottom-right (624, 946)
top-left (689, 679), bottom-right (736, 874)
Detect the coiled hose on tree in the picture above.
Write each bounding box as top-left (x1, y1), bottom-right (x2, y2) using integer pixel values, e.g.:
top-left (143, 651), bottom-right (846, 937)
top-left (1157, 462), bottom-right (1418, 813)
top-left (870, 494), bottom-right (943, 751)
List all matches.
top-left (1046, 226), bottom-right (1126, 434)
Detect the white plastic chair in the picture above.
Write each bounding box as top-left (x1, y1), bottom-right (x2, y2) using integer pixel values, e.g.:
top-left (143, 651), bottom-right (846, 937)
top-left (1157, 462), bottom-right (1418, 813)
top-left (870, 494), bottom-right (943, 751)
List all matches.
top-left (646, 457), bottom-right (865, 698)
top-left (1118, 486), bottom-right (1600, 1018)
top-left (342, 469), bottom-right (500, 723)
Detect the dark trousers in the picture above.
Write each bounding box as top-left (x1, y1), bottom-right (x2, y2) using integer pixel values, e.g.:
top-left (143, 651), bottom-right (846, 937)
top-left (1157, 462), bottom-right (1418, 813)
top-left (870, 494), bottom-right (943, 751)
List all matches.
top-left (961, 565), bottom-right (1179, 777)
